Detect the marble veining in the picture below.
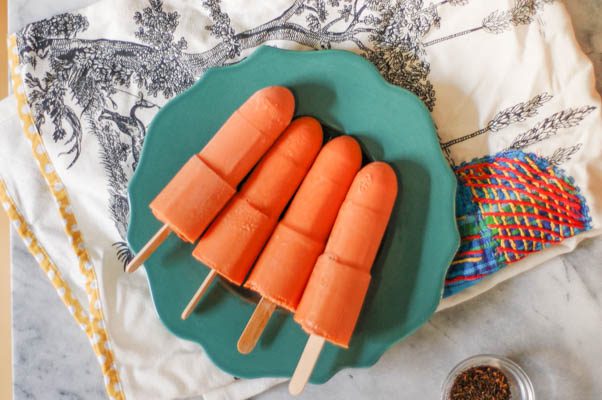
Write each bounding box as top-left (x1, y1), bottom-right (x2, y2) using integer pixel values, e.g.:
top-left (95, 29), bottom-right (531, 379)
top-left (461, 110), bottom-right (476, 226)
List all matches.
top-left (11, 230), bottom-right (105, 400)
top-left (8, 0), bottom-right (602, 399)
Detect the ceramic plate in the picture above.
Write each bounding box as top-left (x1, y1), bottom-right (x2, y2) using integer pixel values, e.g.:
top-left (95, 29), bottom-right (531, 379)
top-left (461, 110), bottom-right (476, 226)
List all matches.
top-left (127, 46), bottom-right (459, 383)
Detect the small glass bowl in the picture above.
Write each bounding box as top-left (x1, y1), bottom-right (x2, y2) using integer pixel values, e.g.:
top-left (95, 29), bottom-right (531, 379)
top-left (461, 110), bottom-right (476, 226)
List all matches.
top-left (442, 354), bottom-right (535, 400)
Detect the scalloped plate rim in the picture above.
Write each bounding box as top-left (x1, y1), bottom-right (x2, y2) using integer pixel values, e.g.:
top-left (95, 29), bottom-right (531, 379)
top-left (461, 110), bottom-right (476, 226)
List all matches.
top-left (127, 45), bottom-right (459, 384)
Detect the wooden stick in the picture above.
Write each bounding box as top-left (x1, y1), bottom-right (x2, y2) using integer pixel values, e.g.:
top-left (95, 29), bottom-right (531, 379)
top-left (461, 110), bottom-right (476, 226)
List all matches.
top-left (237, 297), bottom-right (277, 354)
top-left (289, 334), bottom-right (326, 395)
top-left (125, 224), bottom-right (171, 273)
top-left (181, 270), bottom-right (218, 320)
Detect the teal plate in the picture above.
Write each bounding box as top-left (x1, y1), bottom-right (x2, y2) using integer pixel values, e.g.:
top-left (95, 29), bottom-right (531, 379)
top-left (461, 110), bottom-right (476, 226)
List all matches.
top-left (127, 46), bottom-right (459, 383)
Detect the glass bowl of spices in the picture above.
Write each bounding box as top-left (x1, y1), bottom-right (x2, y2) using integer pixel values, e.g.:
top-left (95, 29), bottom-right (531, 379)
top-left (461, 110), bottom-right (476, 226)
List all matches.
top-left (442, 354), bottom-right (535, 400)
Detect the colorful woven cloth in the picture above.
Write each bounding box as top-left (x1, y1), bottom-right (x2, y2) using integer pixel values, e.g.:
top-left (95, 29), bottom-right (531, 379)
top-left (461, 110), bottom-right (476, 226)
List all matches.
top-left (446, 150), bottom-right (592, 296)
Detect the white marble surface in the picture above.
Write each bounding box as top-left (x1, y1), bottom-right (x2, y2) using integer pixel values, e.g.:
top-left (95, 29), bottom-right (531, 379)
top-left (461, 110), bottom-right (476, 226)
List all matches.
top-left (11, 230), bottom-right (106, 400)
top-left (9, 1), bottom-right (602, 400)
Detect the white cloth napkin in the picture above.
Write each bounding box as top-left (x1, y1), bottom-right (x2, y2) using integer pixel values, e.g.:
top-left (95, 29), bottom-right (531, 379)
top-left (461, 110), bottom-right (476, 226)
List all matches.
top-left (0, 96), bottom-right (284, 399)
top-left (3, 0), bottom-right (601, 399)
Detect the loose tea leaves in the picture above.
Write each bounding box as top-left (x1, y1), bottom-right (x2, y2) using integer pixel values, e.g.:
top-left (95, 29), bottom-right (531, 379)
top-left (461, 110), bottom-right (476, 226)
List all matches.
top-left (449, 366), bottom-right (511, 400)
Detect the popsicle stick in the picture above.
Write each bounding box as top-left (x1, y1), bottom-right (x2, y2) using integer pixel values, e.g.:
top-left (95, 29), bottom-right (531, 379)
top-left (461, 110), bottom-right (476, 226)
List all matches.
top-left (181, 270), bottom-right (218, 320)
top-left (289, 334), bottom-right (326, 395)
top-left (126, 224), bottom-right (171, 273)
top-left (237, 297), bottom-right (277, 354)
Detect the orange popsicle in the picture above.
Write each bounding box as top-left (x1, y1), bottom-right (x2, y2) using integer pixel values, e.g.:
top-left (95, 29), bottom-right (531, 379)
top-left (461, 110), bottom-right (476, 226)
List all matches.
top-left (237, 136), bottom-right (361, 354)
top-left (295, 161), bottom-right (397, 346)
top-left (245, 136), bottom-right (362, 311)
top-left (181, 117), bottom-right (323, 319)
top-left (126, 86), bottom-right (294, 273)
top-left (289, 162), bottom-right (397, 395)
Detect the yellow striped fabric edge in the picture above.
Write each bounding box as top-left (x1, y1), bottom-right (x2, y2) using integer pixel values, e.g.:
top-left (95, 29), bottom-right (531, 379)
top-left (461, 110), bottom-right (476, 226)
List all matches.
top-left (8, 35), bottom-right (125, 400)
top-left (0, 179), bottom-right (91, 333)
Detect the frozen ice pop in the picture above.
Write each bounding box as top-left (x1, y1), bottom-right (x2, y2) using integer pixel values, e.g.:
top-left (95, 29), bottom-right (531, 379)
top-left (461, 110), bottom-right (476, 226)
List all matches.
top-left (180, 117), bottom-right (323, 319)
top-left (289, 162), bottom-right (397, 395)
top-left (126, 86), bottom-right (295, 273)
top-left (237, 136), bottom-right (362, 354)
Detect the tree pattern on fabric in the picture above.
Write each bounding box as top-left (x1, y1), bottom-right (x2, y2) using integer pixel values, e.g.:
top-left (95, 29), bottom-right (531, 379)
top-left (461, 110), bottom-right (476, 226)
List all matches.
top-left (17, 0), bottom-right (560, 168)
top-left (16, 0), bottom-right (594, 292)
